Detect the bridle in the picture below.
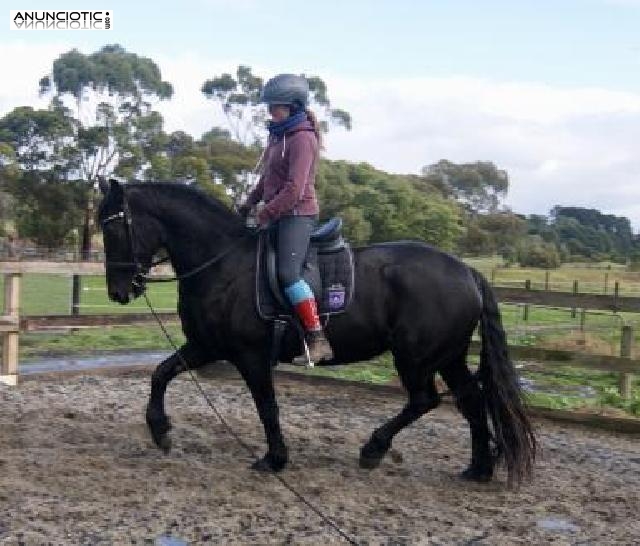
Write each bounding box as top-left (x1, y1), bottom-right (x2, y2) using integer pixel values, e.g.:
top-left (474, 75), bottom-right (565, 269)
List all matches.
top-left (101, 192), bottom-right (247, 289)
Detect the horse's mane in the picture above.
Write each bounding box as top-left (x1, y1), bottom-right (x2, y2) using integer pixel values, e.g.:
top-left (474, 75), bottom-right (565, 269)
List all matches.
top-left (127, 181), bottom-right (237, 216)
top-left (124, 181), bottom-right (246, 234)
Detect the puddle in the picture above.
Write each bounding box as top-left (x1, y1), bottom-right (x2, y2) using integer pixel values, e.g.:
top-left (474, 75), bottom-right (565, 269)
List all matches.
top-left (155, 536), bottom-right (188, 546)
top-left (537, 517), bottom-right (580, 533)
top-left (20, 350), bottom-right (171, 375)
top-left (519, 377), bottom-right (596, 398)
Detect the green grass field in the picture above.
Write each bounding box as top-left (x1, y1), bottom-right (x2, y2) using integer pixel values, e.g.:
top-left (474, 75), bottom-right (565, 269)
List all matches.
top-left (466, 256), bottom-right (640, 295)
top-left (1, 265), bottom-right (639, 417)
top-left (0, 273), bottom-right (178, 315)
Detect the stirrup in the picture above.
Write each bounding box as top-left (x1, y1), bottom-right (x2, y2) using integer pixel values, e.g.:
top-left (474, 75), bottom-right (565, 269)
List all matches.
top-left (293, 338), bottom-right (315, 368)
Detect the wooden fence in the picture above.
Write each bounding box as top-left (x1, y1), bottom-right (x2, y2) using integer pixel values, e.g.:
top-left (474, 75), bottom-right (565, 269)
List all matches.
top-left (1, 261), bottom-right (639, 397)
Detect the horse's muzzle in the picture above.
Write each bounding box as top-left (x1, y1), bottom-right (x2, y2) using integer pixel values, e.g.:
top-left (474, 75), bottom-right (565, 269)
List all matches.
top-left (109, 289), bottom-right (130, 304)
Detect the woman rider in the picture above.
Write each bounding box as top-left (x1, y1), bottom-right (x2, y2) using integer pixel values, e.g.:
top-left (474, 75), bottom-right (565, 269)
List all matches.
top-left (238, 73), bottom-right (334, 364)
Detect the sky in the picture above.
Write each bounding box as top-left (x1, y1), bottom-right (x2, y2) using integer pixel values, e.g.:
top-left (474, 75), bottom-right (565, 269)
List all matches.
top-left (2, 0), bottom-right (640, 226)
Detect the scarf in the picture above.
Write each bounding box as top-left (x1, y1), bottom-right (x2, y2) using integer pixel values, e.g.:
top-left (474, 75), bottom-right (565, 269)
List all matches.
top-left (267, 110), bottom-right (307, 138)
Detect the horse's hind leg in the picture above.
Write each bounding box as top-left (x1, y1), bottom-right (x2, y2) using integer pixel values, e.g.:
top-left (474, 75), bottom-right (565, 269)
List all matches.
top-left (146, 343), bottom-right (207, 453)
top-left (439, 357), bottom-right (493, 482)
top-left (360, 357), bottom-right (440, 469)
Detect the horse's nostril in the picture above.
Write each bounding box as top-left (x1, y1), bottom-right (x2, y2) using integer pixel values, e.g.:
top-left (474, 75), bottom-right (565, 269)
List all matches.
top-left (108, 290), bottom-right (129, 304)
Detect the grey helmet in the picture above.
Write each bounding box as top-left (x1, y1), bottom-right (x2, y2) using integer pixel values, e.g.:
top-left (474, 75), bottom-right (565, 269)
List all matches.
top-left (260, 73), bottom-right (309, 109)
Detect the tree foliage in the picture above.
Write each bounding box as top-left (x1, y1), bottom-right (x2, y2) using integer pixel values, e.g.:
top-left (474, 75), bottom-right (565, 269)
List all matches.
top-left (39, 44), bottom-right (173, 182)
top-left (423, 159), bottom-right (509, 213)
top-left (517, 235), bottom-right (561, 268)
top-left (316, 160), bottom-right (462, 249)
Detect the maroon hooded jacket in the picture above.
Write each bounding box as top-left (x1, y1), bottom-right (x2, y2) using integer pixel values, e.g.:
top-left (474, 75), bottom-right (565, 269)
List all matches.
top-left (246, 119), bottom-right (320, 224)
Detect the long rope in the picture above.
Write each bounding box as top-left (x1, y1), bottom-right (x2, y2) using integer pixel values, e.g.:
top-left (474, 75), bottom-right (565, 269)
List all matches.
top-left (142, 292), bottom-right (359, 546)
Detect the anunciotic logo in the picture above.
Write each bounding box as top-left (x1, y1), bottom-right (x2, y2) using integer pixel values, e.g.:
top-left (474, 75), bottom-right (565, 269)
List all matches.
top-left (10, 10), bottom-right (112, 30)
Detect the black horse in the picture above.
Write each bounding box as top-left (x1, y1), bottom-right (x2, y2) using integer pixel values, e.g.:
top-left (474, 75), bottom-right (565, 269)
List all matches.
top-left (97, 179), bottom-right (536, 485)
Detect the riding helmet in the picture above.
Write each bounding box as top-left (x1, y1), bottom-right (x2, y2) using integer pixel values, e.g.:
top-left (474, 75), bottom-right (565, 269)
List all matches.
top-left (260, 74), bottom-right (309, 109)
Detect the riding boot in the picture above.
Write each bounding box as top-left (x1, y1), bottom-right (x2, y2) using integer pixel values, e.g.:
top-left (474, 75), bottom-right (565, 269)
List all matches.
top-left (291, 297), bottom-right (334, 365)
top-left (303, 328), bottom-right (334, 364)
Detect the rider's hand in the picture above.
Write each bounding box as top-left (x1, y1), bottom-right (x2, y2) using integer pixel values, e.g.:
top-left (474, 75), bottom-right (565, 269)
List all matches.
top-left (237, 203), bottom-right (252, 218)
top-left (256, 203), bottom-right (270, 227)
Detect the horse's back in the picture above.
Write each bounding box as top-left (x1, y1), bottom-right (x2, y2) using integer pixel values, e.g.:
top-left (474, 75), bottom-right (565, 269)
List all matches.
top-left (354, 240), bottom-right (479, 298)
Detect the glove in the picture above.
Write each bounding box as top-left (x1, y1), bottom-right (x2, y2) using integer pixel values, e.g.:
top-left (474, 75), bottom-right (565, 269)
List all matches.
top-left (237, 203), bottom-right (252, 218)
top-left (256, 203), bottom-right (271, 226)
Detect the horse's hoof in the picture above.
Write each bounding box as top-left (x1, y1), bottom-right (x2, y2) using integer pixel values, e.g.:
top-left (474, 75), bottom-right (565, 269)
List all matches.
top-left (251, 453), bottom-right (287, 473)
top-left (147, 415), bottom-right (172, 453)
top-left (359, 436), bottom-right (391, 470)
top-left (157, 433), bottom-right (172, 454)
top-left (149, 428), bottom-right (172, 453)
top-left (359, 455), bottom-right (383, 470)
top-left (460, 466), bottom-right (493, 483)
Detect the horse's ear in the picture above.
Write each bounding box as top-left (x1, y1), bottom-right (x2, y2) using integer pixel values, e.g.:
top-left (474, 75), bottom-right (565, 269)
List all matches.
top-left (109, 178), bottom-right (124, 200)
top-left (98, 176), bottom-right (110, 195)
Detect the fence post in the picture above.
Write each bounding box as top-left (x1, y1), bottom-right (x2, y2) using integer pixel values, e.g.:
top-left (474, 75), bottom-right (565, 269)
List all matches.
top-left (619, 325), bottom-right (634, 399)
top-left (1, 272), bottom-right (21, 386)
top-left (523, 279), bottom-right (531, 321)
top-left (604, 272), bottom-right (609, 295)
top-left (571, 280), bottom-right (578, 319)
top-left (545, 270), bottom-right (550, 291)
top-left (71, 274), bottom-right (81, 315)
top-left (490, 268), bottom-right (496, 285)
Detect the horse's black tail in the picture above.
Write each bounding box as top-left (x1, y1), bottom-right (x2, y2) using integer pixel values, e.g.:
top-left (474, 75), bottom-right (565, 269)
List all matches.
top-left (471, 269), bottom-right (537, 486)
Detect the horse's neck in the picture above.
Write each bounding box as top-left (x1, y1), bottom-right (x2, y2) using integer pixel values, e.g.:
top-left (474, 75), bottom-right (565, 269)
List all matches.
top-left (146, 190), bottom-right (241, 277)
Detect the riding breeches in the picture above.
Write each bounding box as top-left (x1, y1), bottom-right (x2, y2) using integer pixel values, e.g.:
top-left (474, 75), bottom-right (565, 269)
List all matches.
top-left (275, 215), bottom-right (316, 287)
top-left (272, 214), bottom-right (321, 332)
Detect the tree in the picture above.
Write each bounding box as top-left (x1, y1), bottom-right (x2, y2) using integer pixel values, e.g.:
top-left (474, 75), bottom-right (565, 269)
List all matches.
top-left (517, 235), bottom-right (561, 268)
top-left (0, 104), bottom-right (77, 175)
top-left (475, 212), bottom-right (528, 259)
top-left (200, 66), bottom-right (264, 146)
top-left (550, 206), bottom-right (633, 261)
top-left (138, 128), bottom-right (257, 205)
top-left (38, 44), bottom-right (173, 313)
top-left (0, 106), bottom-right (86, 248)
top-left (315, 159), bottom-right (463, 250)
top-left (199, 128), bottom-right (258, 200)
top-left (422, 159), bottom-right (509, 213)
top-left (9, 171), bottom-right (85, 248)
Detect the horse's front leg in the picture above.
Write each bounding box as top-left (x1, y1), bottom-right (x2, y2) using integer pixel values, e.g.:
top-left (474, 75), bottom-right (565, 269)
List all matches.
top-left (236, 353), bottom-right (288, 472)
top-left (146, 343), bottom-right (207, 452)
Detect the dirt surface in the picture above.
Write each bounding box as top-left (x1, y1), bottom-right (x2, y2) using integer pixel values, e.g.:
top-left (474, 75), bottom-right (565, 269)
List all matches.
top-left (1, 368), bottom-right (639, 545)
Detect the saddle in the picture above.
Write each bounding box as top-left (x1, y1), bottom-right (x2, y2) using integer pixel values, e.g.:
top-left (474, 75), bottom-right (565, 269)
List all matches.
top-left (255, 217), bottom-right (355, 322)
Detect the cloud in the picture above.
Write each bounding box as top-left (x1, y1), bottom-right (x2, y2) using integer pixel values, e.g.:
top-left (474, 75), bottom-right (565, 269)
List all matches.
top-left (0, 40), bottom-right (72, 114)
top-left (321, 74), bottom-right (640, 227)
top-left (2, 41), bottom-right (640, 229)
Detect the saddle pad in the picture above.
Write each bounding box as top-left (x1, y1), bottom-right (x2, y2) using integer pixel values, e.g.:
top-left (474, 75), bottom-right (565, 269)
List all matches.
top-left (255, 234), bottom-right (355, 321)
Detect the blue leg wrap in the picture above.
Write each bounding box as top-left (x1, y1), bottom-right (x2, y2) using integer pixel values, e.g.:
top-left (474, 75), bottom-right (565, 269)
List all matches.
top-left (284, 279), bottom-right (314, 306)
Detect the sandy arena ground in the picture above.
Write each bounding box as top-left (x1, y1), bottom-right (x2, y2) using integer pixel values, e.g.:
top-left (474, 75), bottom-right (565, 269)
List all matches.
top-left (0, 367), bottom-right (639, 545)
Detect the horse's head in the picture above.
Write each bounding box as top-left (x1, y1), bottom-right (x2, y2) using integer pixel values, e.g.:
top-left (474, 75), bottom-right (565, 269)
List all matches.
top-left (97, 178), bottom-right (162, 304)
